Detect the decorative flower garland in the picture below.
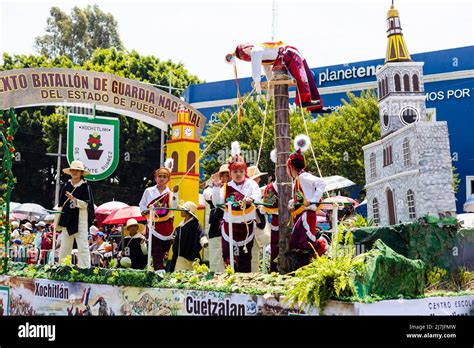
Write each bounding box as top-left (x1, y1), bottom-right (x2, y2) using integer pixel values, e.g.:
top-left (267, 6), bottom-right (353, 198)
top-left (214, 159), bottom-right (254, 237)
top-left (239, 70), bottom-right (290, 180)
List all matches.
top-left (0, 108), bottom-right (19, 273)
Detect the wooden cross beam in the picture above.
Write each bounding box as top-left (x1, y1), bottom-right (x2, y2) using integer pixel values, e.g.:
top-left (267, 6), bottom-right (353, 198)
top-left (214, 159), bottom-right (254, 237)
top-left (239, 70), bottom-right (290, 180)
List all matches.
top-left (254, 79), bottom-right (297, 91)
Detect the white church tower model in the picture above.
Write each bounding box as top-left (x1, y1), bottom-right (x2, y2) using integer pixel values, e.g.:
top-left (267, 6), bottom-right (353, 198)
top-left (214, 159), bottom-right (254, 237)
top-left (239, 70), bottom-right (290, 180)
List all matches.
top-left (362, 2), bottom-right (456, 225)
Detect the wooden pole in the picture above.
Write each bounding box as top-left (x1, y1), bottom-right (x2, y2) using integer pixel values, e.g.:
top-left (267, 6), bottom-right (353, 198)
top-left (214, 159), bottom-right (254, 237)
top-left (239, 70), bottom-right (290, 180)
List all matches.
top-left (273, 68), bottom-right (292, 274)
top-left (227, 202), bottom-right (235, 271)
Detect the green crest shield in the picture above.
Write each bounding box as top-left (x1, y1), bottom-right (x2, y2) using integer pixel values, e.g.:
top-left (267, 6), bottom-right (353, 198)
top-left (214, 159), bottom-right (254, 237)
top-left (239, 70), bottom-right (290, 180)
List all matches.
top-left (67, 114), bottom-right (120, 181)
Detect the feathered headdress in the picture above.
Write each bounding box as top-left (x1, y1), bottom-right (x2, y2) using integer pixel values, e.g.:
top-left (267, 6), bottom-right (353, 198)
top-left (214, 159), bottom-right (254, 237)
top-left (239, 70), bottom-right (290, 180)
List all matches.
top-left (228, 141), bottom-right (247, 172)
top-left (164, 158), bottom-right (174, 172)
top-left (294, 134), bottom-right (311, 153)
top-left (270, 149), bottom-right (277, 164)
top-left (231, 141), bottom-right (241, 157)
top-left (288, 134), bottom-right (311, 170)
top-left (155, 158), bottom-right (174, 178)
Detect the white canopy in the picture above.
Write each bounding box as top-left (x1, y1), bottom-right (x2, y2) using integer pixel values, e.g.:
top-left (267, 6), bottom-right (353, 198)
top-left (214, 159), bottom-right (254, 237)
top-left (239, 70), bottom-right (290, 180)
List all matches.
top-left (321, 175), bottom-right (355, 192)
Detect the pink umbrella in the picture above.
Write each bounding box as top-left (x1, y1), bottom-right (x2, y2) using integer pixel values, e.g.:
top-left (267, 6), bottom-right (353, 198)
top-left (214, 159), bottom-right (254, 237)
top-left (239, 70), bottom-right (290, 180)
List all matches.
top-left (10, 212), bottom-right (29, 221)
top-left (95, 201), bottom-right (129, 215)
top-left (102, 206), bottom-right (146, 225)
top-left (321, 196), bottom-right (359, 210)
top-left (95, 201), bottom-right (129, 227)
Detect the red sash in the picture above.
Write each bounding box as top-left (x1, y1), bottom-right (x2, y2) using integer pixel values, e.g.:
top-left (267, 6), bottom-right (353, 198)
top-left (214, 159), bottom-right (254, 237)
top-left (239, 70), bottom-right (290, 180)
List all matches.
top-left (223, 183), bottom-right (255, 219)
top-left (147, 191), bottom-right (173, 222)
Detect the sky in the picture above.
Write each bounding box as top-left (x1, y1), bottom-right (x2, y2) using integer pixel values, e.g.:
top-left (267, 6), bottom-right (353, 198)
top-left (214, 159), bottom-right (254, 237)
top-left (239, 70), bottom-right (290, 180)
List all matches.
top-left (0, 0), bottom-right (472, 83)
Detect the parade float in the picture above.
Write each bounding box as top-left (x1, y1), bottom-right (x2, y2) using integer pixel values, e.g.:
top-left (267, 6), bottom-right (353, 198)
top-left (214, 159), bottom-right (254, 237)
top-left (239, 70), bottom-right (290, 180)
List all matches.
top-left (0, 3), bottom-right (473, 316)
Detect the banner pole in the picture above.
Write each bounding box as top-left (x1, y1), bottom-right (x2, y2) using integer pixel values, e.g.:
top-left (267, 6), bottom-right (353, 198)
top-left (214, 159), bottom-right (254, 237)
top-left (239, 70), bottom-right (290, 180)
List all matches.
top-left (50, 224), bottom-right (57, 265)
top-left (147, 206), bottom-right (154, 271)
top-left (227, 202), bottom-right (234, 271)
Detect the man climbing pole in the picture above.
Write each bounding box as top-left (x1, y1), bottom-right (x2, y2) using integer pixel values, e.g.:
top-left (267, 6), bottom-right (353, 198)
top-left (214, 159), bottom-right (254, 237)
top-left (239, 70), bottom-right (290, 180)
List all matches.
top-left (226, 41), bottom-right (324, 111)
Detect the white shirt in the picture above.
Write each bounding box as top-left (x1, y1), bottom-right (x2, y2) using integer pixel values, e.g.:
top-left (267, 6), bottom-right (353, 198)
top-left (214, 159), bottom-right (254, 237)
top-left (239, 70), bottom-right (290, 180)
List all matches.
top-left (212, 179), bottom-right (262, 222)
top-left (139, 185), bottom-right (178, 213)
top-left (293, 172), bottom-right (326, 211)
top-left (203, 186), bottom-right (213, 201)
top-left (250, 45), bottom-right (282, 85)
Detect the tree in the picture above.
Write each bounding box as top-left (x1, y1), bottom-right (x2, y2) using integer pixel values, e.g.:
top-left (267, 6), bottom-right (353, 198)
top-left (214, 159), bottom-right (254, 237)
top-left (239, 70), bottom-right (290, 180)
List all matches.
top-left (35, 5), bottom-right (124, 64)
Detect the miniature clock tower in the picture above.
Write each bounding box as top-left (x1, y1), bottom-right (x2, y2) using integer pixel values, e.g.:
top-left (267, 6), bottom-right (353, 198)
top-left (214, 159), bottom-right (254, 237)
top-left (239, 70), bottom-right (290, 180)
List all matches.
top-left (377, 3), bottom-right (427, 138)
top-left (165, 108), bottom-right (202, 225)
top-left (362, 2), bottom-right (456, 226)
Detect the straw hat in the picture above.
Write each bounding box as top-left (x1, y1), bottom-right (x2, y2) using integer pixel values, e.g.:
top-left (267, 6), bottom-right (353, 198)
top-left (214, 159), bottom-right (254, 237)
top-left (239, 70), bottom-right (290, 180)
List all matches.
top-left (124, 218), bottom-right (145, 235)
top-left (63, 160), bottom-right (90, 176)
top-left (247, 166), bottom-right (267, 180)
top-left (23, 222), bottom-right (33, 231)
top-left (218, 164), bottom-right (230, 174)
top-left (204, 164), bottom-right (230, 187)
top-left (179, 201), bottom-right (198, 219)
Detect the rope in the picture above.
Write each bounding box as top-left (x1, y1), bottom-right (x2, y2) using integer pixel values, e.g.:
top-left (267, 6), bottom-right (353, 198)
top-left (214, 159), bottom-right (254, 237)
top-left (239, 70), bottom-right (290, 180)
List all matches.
top-left (255, 95), bottom-right (269, 169)
top-left (240, 92), bottom-right (269, 253)
top-left (172, 87), bottom-right (257, 189)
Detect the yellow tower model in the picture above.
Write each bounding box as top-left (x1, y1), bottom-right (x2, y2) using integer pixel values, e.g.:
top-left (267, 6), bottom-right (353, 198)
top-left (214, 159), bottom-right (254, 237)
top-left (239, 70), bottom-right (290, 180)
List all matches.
top-left (385, 2), bottom-right (411, 63)
top-left (165, 108), bottom-right (204, 227)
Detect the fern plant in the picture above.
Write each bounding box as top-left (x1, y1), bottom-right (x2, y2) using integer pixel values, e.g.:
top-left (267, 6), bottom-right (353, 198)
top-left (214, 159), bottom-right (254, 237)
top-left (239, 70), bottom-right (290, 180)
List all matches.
top-left (285, 224), bottom-right (366, 312)
top-left (351, 214), bottom-right (375, 228)
top-left (426, 267), bottom-right (447, 289)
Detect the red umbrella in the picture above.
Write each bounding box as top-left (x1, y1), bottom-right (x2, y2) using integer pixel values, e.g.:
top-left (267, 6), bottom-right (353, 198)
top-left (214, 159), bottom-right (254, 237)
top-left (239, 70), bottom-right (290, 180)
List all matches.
top-left (95, 201), bottom-right (129, 226)
top-left (102, 206), bottom-right (146, 225)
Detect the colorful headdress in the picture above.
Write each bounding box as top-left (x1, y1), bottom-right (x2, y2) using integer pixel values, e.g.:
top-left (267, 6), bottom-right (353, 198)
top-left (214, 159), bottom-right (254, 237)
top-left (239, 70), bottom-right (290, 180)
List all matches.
top-left (155, 158), bottom-right (174, 178)
top-left (228, 141), bottom-right (247, 172)
top-left (287, 134), bottom-right (311, 170)
top-left (233, 43), bottom-right (253, 62)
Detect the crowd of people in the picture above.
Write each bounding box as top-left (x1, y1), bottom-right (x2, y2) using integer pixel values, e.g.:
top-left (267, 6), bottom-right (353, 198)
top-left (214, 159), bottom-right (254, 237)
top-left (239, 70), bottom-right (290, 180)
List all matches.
top-left (7, 134), bottom-right (363, 274)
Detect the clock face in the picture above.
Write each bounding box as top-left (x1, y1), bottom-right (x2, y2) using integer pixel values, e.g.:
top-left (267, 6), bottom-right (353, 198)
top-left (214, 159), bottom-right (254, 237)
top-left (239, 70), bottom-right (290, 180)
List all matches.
top-left (184, 127), bottom-right (193, 137)
top-left (173, 127), bottom-right (180, 138)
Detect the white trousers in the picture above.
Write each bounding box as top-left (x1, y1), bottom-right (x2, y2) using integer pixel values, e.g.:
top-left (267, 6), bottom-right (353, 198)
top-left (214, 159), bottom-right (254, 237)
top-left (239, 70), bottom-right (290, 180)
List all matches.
top-left (59, 227), bottom-right (91, 268)
top-left (208, 237), bottom-right (224, 273)
top-left (251, 224), bottom-right (271, 272)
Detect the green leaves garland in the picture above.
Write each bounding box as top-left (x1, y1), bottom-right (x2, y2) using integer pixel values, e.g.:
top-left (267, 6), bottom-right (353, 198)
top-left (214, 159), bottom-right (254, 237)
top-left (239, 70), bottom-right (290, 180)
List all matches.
top-left (0, 108), bottom-right (19, 274)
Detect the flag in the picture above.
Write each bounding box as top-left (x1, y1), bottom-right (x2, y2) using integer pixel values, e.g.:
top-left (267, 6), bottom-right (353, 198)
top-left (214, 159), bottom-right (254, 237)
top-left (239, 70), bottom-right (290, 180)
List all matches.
top-left (81, 287), bottom-right (91, 306)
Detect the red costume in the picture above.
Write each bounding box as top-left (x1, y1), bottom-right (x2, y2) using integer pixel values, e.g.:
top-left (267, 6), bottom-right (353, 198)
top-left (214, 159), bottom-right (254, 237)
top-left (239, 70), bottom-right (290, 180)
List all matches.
top-left (212, 142), bottom-right (261, 272)
top-left (139, 163), bottom-right (177, 271)
top-left (233, 41), bottom-right (323, 109)
top-left (288, 136), bottom-right (327, 269)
